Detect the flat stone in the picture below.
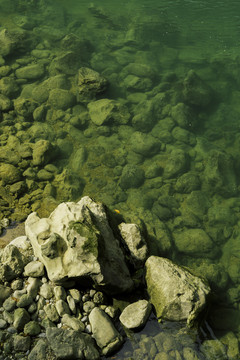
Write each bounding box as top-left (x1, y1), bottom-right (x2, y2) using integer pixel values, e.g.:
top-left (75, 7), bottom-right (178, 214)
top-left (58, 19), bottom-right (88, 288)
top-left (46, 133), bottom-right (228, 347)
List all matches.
top-left (119, 300), bottom-right (152, 329)
top-left (15, 64), bottom-right (45, 80)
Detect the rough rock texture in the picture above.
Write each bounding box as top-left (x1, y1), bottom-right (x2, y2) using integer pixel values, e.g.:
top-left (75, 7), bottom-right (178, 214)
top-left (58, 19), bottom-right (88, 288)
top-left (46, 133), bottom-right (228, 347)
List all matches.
top-left (89, 307), bottom-right (123, 356)
top-left (118, 223), bottom-right (148, 268)
top-left (119, 300), bottom-right (152, 329)
top-left (46, 327), bottom-right (100, 360)
top-left (87, 99), bottom-right (130, 126)
top-left (145, 256), bottom-right (210, 325)
top-left (25, 196), bottom-right (133, 294)
top-left (75, 67), bottom-right (108, 101)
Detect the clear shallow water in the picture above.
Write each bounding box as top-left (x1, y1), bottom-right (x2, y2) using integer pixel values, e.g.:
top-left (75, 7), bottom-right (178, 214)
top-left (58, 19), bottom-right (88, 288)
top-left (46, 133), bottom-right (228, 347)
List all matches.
top-left (1, 0), bottom-right (240, 358)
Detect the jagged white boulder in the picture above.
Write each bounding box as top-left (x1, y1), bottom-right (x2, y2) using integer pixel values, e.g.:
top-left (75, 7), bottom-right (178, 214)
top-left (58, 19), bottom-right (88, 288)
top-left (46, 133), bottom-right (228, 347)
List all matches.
top-left (145, 256), bottom-right (210, 325)
top-left (25, 196), bottom-right (133, 294)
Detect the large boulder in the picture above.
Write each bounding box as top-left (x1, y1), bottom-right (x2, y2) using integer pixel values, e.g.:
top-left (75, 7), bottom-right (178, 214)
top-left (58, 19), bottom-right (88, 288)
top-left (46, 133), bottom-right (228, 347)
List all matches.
top-left (145, 256), bottom-right (210, 326)
top-left (25, 196), bottom-right (133, 294)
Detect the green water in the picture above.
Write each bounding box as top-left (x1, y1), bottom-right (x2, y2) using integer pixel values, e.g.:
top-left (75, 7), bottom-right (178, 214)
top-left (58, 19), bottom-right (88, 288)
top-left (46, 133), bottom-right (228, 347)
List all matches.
top-left (1, 0), bottom-right (240, 358)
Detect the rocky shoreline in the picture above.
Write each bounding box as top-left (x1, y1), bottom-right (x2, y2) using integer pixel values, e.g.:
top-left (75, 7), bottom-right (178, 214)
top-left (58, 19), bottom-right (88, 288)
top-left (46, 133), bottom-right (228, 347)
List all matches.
top-left (0, 196), bottom-right (232, 360)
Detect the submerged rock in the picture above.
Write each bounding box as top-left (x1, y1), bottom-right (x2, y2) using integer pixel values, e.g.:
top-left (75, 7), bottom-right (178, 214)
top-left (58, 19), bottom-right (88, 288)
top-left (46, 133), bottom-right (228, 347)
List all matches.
top-left (118, 223), bottom-right (148, 268)
top-left (88, 98), bottom-right (130, 126)
top-left (145, 256), bottom-right (210, 325)
top-left (75, 67), bottom-right (108, 101)
top-left (183, 70), bottom-right (213, 107)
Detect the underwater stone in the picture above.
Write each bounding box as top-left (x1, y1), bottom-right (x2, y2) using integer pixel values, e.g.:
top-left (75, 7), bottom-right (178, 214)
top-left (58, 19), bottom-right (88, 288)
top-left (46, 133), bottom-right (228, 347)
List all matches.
top-left (172, 126), bottom-right (196, 145)
top-left (0, 163), bottom-right (21, 185)
top-left (0, 285), bottom-right (12, 306)
top-left (130, 131), bottom-right (160, 157)
top-left (171, 103), bottom-right (193, 129)
top-left (0, 76), bottom-right (19, 98)
top-left (175, 172), bottom-right (201, 193)
top-left (183, 70), bottom-right (213, 107)
top-left (0, 93), bottom-right (12, 111)
top-left (14, 97), bottom-right (38, 119)
top-left (0, 29), bottom-right (23, 57)
top-left (119, 164), bottom-right (145, 190)
top-left (122, 74), bottom-right (153, 91)
top-left (88, 99), bottom-right (130, 126)
top-left (173, 228), bottom-right (215, 258)
top-left (15, 64), bottom-right (45, 80)
top-left (32, 140), bottom-right (54, 166)
top-left (75, 67), bottom-right (108, 101)
top-left (13, 308), bottom-right (30, 330)
top-left (202, 150), bottom-right (237, 197)
top-left (163, 148), bottom-right (189, 179)
top-left (49, 51), bottom-right (82, 76)
top-left (48, 88), bottom-right (76, 110)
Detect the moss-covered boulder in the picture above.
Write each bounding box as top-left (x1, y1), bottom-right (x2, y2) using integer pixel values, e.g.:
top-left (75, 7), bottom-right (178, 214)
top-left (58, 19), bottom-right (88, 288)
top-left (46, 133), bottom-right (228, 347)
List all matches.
top-left (88, 99), bottom-right (130, 126)
top-left (183, 70), bottom-right (213, 107)
top-left (173, 228), bottom-right (216, 259)
top-left (145, 256), bottom-right (210, 326)
top-left (0, 163), bottom-right (21, 185)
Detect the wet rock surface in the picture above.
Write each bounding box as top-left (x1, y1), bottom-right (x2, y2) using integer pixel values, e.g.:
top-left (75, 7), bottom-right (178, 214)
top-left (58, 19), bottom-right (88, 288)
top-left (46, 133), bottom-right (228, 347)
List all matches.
top-left (0, 1), bottom-right (239, 359)
top-left (0, 197), bottom-right (222, 360)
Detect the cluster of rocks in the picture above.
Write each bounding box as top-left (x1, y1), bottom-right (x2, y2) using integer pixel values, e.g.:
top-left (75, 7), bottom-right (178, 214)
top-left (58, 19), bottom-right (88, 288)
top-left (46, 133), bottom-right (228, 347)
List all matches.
top-left (0, 1), bottom-right (240, 358)
top-left (0, 196), bottom-right (216, 360)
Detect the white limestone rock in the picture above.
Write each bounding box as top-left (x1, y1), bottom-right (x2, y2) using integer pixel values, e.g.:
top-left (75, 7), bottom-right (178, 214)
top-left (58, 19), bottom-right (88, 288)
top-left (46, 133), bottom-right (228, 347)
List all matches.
top-left (25, 196), bottom-right (133, 295)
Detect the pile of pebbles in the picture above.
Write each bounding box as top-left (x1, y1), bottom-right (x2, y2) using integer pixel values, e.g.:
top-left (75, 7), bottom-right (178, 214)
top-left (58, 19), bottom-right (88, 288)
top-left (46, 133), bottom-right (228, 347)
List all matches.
top-left (0, 255), bottom-right (119, 360)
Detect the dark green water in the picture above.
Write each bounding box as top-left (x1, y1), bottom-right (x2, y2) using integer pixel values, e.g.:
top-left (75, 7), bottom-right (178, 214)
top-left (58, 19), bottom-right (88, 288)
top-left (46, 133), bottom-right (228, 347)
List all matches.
top-left (1, 0), bottom-right (240, 358)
